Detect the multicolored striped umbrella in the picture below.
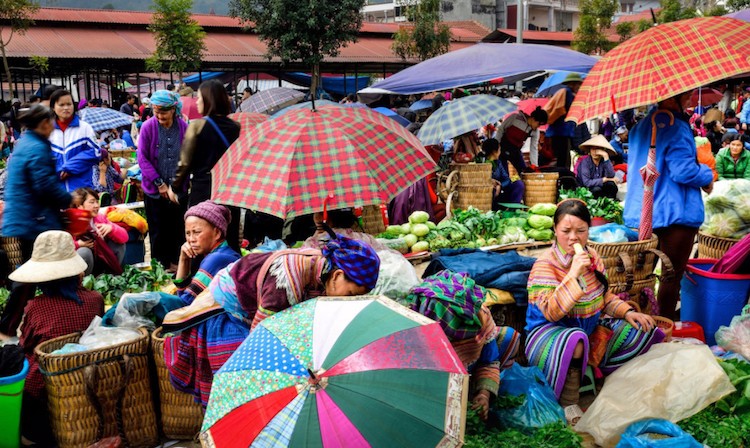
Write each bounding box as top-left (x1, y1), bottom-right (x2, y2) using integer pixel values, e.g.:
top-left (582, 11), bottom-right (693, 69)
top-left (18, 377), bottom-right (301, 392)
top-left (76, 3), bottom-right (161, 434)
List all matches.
top-left (567, 17), bottom-right (750, 123)
top-left (200, 296), bottom-right (468, 448)
top-left (241, 87), bottom-right (305, 115)
top-left (228, 111), bottom-right (268, 132)
top-left (211, 106), bottom-right (436, 219)
top-left (417, 94), bottom-right (517, 145)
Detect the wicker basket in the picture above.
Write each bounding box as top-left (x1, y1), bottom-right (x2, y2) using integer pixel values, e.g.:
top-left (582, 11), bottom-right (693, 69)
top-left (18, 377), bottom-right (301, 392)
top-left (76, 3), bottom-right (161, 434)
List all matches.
top-left (653, 316), bottom-right (674, 342)
top-left (450, 162), bottom-right (492, 187)
top-left (35, 328), bottom-right (158, 448)
top-left (451, 186), bottom-right (494, 212)
top-left (1, 236), bottom-right (23, 272)
top-left (521, 172), bottom-right (559, 207)
top-left (152, 328), bottom-right (204, 440)
top-left (697, 232), bottom-right (739, 260)
top-left (360, 204), bottom-right (386, 235)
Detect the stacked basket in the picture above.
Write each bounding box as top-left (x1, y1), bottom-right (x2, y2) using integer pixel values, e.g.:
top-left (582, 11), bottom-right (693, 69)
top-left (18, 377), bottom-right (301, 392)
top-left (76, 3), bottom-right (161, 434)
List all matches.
top-left (521, 172), bottom-right (559, 207)
top-left (697, 231), bottom-right (739, 259)
top-left (152, 328), bottom-right (205, 440)
top-left (360, 204), bottom-right (387, 235)
top-left (449, 163), bottom-right (493, 212)
top-left (35, 328), bottom-right (158, 448)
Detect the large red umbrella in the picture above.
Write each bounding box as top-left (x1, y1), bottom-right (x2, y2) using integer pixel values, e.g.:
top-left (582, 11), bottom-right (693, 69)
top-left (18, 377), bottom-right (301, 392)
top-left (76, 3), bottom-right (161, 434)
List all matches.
top-left (228, 112), bottom-right (267, 132)
top-left (568, 17), bottom-right (750, 123)
top-left (690, 87), bottom-right (724, 107)
top-left (211, 106), bottom-right (436, 219)
top-left (180, 96), bottom-right (203, 121)
top-left (515, 98), bottom-right (548, 115)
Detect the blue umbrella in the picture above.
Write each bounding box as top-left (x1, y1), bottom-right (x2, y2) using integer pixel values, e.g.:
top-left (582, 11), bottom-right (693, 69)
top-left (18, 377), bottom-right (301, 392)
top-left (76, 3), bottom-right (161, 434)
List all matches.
top-left (78, 107), bottom-right (134, 132)
top-left (534, 71), bottom-right (588, 97)
top-left (410, 99), bottom-right (434, 111)
top-left (373, 107), bottom-right (412, 127)
top-left (360, 43), bottom-right (597, 95)
top-left (417, 95), bottom-right (517, 145)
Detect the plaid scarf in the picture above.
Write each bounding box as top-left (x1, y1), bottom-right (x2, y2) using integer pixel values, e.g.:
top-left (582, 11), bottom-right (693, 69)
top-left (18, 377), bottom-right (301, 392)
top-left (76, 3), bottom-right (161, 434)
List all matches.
top-left (406, 270), bottom-right (485, 341)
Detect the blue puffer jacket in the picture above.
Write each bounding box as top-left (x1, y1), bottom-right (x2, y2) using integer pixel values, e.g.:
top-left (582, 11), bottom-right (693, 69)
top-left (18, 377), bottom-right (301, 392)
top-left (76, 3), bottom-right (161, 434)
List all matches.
top-left (50, 115), bottom-right (100, 192)
top-left (2, 130), bottom-right (72, 240)
top-left (624, 108), bottom-right (713, 230)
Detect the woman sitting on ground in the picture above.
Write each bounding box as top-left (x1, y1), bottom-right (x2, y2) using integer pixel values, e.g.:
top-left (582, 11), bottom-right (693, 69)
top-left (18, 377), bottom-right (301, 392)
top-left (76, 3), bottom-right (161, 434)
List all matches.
top-left (407, 270), bottom-right (519, 421)
top-left (73, 187), bottom-right (128, 275)
top-left (162, 231), bottom-right (380, 406)
top-left (525, 199), bottom-right (662, 410)
top-left (301, 208), bottom-right (389, 251)
top-left (11, 231), bottom-right (104, 446)
top-left (175, 200), bottom-right (241, 305)
top-left (575, 135), bottom-right (621, 199)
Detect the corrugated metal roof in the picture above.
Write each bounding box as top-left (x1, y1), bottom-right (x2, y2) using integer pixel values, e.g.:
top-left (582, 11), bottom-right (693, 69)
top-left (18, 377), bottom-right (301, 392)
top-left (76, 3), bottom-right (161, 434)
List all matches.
top-left (5, 26), bottom-right (474, 63)
top-left (494, 29), bottom-right (575, 42)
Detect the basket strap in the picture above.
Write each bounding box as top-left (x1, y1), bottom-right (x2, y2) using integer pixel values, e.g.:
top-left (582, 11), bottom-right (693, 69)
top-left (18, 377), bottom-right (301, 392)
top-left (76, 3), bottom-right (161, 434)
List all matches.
top-left (84, 364), bottom-right (105, 443)
top-left (644, 248), bottom-right (675, 283)
top-left (616, 252), bottom-right (635, 291)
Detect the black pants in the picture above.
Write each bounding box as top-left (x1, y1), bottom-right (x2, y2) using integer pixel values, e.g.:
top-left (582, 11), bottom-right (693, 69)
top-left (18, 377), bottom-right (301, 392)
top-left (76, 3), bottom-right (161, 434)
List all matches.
top-left (144, 195), bottom-right (186, 268)
top-left (551, 136), bottom-right (572, 169)
top-left (590, 181), bottom-right (619, 199)
top-left (654, 225), bottom-right (699, 321)
top-left (0, 238), bottom-right (34, 335)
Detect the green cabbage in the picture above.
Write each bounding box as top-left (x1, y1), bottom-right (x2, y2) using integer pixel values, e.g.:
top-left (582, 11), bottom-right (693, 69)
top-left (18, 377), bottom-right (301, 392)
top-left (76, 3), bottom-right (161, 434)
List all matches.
top-left (408, 211), bottom-right (430, 224)
top-left (411, 241), bottom-right (430, 252)
top-left (528, 214), bottom-right (554, 230)
top-left (411, 224), bottom-right (430, 237)
top-left (527, 228), bottom-right (553, 241)
top-left (403, 234), bottom-right (418, 248)
top-left (702, 211), bottom-right (743, 238)
top-left (385, 225), bottom-right (404, 238)
top-left (529, 203), bottom-right (557, 216)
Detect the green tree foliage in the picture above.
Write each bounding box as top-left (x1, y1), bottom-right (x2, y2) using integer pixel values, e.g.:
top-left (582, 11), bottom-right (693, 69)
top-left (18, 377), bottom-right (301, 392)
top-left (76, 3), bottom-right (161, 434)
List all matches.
top-left (0, 0), bottom-right (39, 97)
top-left (572, 0), bottom-right (619, 55)
top-left (29, 55), bottom-right (49, 73)
top-left (146, 0), bottom-right (206, 80)
top-left (615, 21), bottom-right (634, 42)
top-left (726, 0), bottom-right (750, 12)
top-left (392, 0), bottom-right (452, 61)
top-left (637, 18), bottom-right (653, 32)
top-left (658, 0), bottom-right (697, 23)
top-left (704, 5), bottom-right (729, 16)
top-left (102, 3), bottom-right (115, 9)
top-left (229, 0), bottom-right (364, 98)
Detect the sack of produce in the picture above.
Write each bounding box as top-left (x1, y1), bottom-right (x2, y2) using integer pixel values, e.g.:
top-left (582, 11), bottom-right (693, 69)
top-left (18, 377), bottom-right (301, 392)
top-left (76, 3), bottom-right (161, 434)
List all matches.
top-left (701, 179), bottom-right (750, 239)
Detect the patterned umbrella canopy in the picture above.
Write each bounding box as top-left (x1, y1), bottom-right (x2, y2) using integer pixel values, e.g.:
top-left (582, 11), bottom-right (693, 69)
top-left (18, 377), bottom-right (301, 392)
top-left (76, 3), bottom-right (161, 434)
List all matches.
top-left (568, 17), bottom-right (750, 123)
top-left (78, 107), bottom-right (134, 132)
top-left (201, 296), bottom-right (468, 448)
top-left (242, 87), bottom-right (305, 115)
top-left (228, 112), bottom-right (268, 132)
top-left (181, 96), bottom-right (203, 121)
top-left (212, 106), bottom-right (436, 219)
top-left (690, 87), bottom-right (724, 107)
top-left (417, 95), bottom-right (517, 145)
top-left (271, 100), bottom-right (340, 117)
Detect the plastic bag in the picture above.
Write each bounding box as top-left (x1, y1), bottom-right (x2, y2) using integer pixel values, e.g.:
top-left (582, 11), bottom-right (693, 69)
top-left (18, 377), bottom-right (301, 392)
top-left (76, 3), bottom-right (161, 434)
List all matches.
top-left (575, 344), bottom-right (735, 447)
top-left (112, 292), bottom-right (163, 330)
top-left (78, 316), bottom-right (141, 350)
top-left (491, 363), bottom-right (565, 432)
top-left (701, 179), bottom-right (750, 239)
top-left (371, 250), bottom-right (421, 306)
top-left (377, 237), bottom-right (408, 254)
top-left (616, 419), bottom-right (701, 448)
top-left (589, 223), bottom-right (639, 243)
top-left (251, 236), bottom-right (287, 253)
top-left (715, 305), bottom-right (750, 360)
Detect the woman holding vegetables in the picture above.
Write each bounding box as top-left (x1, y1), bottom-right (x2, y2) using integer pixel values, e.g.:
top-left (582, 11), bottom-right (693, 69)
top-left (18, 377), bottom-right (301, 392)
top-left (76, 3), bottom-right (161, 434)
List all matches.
top-left (525, 200), bottom-right (662, 415)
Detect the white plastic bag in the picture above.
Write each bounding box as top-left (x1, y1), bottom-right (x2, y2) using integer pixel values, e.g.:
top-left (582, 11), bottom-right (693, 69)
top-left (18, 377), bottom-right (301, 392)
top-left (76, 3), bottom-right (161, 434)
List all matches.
top-left (371, 250), bottom-right (421, 306)
top-left (716, 305), bottom-right (750, 360)
top-left (113, 292), bottom-right (162, 330)
top-left (79, 316), bottom-right (141, 350)
top-left (575, 344), bottom-right (735, 447)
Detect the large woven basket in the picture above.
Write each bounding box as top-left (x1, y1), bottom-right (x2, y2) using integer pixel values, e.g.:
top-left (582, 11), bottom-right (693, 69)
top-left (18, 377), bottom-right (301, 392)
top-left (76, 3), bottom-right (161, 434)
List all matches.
top-left (1, 236), bottom-right (23, 271)
top-left (450, 162), bottom-right (492, 187)
top-left (521, 172), bottom-right (558, 207)
top-left (35, 328), bottom-right (158, 448)
top-left (360, 204), bottom-right (386, 235)
top-left (152, 328), bottom-right (204, 440)
top-left (697, 232), bottom-right (739, 260)
top-left (451, 186), bottom-right (494, 212)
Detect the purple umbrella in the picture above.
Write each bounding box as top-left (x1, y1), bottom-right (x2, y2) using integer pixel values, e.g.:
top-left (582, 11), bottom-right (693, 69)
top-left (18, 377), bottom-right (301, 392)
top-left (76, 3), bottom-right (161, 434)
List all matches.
top-left (725, 9), bottom-right (750, 21)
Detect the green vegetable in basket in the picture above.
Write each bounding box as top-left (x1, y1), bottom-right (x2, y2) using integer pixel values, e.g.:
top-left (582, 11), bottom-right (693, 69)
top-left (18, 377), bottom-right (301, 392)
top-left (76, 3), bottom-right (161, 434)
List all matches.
top-left (528, 203), bottom-right (557, 216)
top-left (702, 211), bottom-right (744, 238)
top-left (528, 214), bottom-right (554, 230)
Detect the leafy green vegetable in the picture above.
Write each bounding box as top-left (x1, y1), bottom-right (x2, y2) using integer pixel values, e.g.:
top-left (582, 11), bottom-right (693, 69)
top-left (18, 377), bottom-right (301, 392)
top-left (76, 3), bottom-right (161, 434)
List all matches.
top-left (559, 188), bottom-right (623, 224)
top-left (528, 214), bottom-right (554, 230)
top-left (464, 409), bottom-right (582, 448)
top-left (527, 228), bottom-right (553, 241)
top-left (408, 211), bottom-right (430, 224)
top-left (0, 287), bottom-right (9, 315)
top-left (529, 203), bottom-right (557, 216)
top-left (82, 259), bottom-right (173, 306)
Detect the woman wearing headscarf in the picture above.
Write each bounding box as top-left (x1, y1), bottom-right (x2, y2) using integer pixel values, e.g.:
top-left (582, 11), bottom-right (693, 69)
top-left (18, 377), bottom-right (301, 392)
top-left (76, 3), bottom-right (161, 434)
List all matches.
top-left (406, 271), bottom-right (520, 421)
top-left (136, 90), bottom-right (188, 270)
top-left (169, 79), bottom-right (242, 250)
top-left (10, 231), bottom-right (104, 446)
top-left (161, 233), bottom-right (380, 406)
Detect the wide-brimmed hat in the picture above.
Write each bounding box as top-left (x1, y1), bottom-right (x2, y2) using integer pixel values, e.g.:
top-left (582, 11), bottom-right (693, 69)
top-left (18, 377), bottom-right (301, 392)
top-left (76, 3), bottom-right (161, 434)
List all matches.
top-left (562, 73), bottom-right (584, 84)
top-left (9, 231), bottom-right (88, 283)
top-left (579, 134), bottom-right (617, 157)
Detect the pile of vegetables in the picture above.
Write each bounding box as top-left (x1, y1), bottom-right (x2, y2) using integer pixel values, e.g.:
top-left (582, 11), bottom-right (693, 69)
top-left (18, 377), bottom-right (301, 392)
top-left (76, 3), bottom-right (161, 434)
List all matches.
top-left (679, 358), bottom-right (750, 447)
top-left (82, 259), bottom-right (173, 306)
top-left (0, 287), bottom-right (9, 315)
top-left (378, 206), bottom-right (555, 253)
top-left (559, 187), bottom-right (624, 224)
top-left (701, 179), bottom-right (750, 239)
top-left (464, 409), bottom-right (582, 448)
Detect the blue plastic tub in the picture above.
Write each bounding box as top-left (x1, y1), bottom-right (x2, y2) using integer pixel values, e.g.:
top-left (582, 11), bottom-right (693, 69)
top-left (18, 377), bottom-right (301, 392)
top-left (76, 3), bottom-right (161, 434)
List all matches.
top-left (0, 358), bottom-right (29, 448)
top-left (680, 259), bottom-right (750, 346)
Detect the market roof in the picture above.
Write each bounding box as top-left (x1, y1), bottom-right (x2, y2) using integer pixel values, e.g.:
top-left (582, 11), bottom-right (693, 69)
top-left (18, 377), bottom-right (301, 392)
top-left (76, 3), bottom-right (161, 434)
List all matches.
top-left (484, 29), bottom-right (575, 45)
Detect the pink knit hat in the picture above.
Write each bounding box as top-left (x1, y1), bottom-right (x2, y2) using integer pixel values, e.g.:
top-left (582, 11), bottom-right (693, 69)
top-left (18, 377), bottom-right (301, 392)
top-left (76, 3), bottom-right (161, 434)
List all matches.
top-left (184, 200), bottom-right (231, 236)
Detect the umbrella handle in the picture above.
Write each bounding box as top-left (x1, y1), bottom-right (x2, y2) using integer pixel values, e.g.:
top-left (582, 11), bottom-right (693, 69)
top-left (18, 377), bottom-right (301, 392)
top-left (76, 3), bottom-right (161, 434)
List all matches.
top-left (322, 193), bottom-right (335, 224)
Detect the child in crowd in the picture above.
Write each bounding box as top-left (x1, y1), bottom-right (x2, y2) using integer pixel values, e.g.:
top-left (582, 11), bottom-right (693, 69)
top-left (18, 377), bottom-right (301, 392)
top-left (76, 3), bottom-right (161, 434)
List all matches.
top-left (92, 149), bottom-right (123, 206)
top-left (72, 187), bottom-right (127, 275)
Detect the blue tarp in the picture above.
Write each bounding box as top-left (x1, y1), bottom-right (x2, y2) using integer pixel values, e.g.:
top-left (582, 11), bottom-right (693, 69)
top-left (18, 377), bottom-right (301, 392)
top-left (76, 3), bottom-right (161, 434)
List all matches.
top-left (410, 99), bottom-right (433, 111)
top-left (361, 43), bottom-right (597, 95)
top-left (372, 107), bottom-right (411, 127)
top-left (282, 72), bottom-right (371, 96)
top-left (535, 71), bottom-right (589, 97)
top-left (181, 72), bottom-right (226, 84)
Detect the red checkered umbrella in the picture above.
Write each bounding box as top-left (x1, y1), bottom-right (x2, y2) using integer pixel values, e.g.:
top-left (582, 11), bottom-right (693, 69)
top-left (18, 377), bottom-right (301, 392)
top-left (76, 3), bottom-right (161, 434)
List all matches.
top-left (228, 112), bottom-right (268, 132)
top-left (567, 17), bottom-right (750, 124)
top-left (211, 106), bottom-right (437, 219)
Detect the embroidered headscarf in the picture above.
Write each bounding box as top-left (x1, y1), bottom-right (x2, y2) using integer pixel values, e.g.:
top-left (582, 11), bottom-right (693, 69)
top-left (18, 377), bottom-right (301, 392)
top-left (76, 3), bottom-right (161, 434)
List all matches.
top-left (322, 234), bottom-right (380, 291)
top-left (150, 89), bottom-right (182, 117)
